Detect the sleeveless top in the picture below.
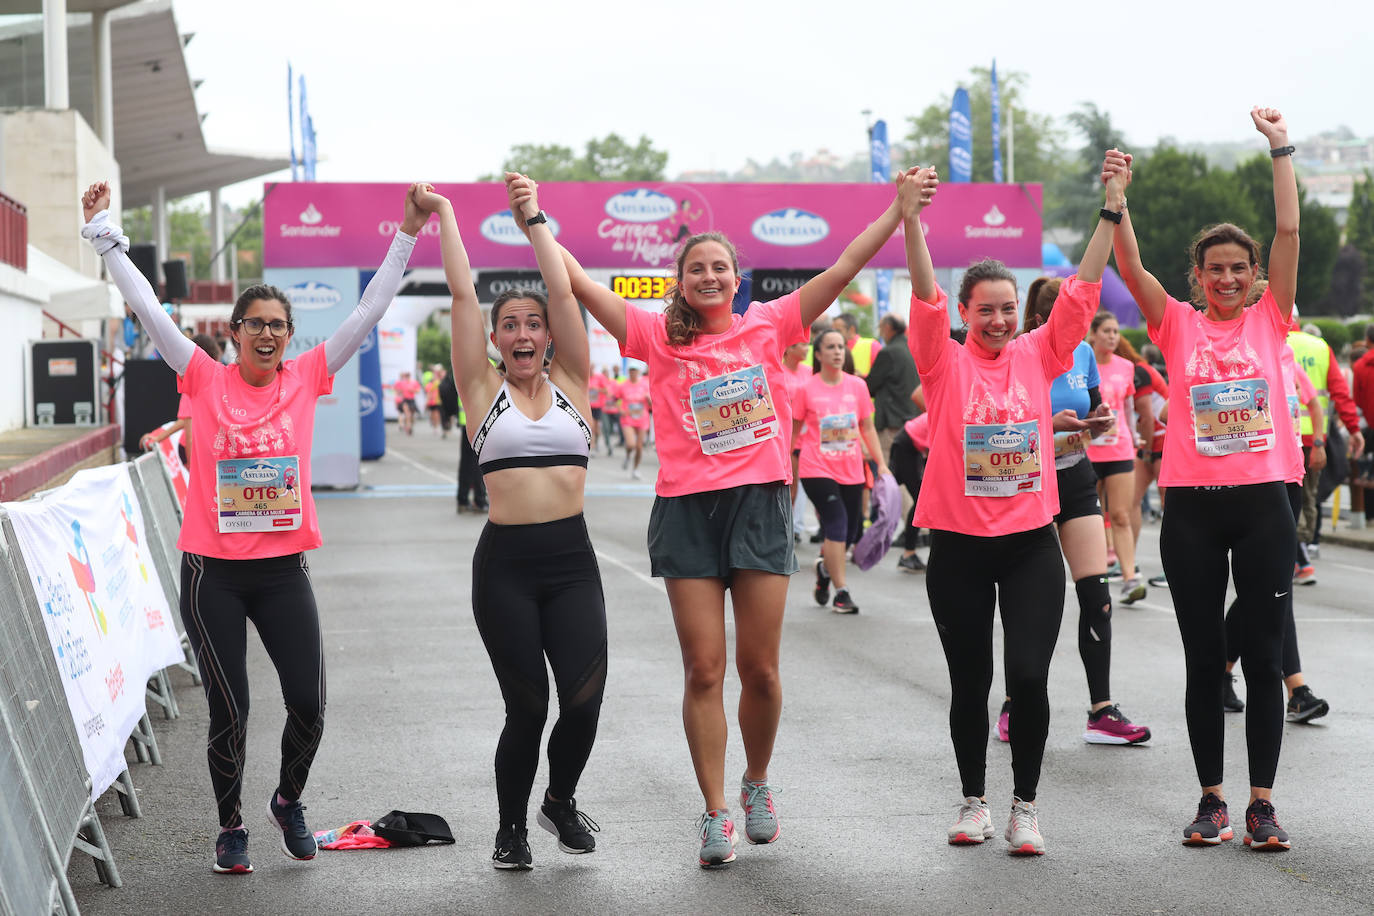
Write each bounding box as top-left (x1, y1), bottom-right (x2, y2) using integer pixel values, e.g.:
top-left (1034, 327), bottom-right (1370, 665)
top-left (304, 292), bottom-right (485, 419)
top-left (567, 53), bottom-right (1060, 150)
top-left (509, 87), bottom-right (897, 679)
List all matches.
top-left (472, 378), bottom-right (592, 474)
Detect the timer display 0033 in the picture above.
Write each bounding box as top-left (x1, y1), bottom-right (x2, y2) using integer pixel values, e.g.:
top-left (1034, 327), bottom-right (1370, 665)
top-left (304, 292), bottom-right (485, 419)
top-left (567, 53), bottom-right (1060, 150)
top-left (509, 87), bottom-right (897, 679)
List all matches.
top-left (610, 275), bottom-right (673, 300)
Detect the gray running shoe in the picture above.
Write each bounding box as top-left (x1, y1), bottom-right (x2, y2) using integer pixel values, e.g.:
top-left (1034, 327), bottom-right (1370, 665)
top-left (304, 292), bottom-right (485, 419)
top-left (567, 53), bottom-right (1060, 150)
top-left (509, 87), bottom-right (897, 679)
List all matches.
top-left (1004, 797), bottom-right (1045, 855)
top-left (739, 777), bottom-right (781, 845)
top-left (697, 809), bottom-right (738, 867)
top-left (948, 797), bottom-right (995, 845)
top-left (1120, 578), bottom-right (1146, 605)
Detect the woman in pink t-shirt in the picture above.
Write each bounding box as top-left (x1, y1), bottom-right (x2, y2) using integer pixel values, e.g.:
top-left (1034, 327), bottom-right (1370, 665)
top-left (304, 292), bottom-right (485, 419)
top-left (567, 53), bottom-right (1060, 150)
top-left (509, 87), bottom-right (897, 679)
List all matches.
top-left (1109, 108), bottom-right (1303, 851)
top-left (587, 368), bottom-right (610, 455)
top-left (617, 366), bottom-right (652, 478)
top-left (82, 180), bottom-right (424, 875)
top-left (904, 160), bottom-right (1124, 856)
top-left (525, 172), bottom-right (916, 867)
top-left (794, 328), bottom-right (888, 614)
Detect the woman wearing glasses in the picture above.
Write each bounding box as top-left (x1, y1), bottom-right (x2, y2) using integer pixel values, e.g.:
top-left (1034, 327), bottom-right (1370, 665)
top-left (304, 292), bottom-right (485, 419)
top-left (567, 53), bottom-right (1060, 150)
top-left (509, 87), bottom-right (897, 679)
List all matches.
top-left (80, 180), bottom-right (425, 875)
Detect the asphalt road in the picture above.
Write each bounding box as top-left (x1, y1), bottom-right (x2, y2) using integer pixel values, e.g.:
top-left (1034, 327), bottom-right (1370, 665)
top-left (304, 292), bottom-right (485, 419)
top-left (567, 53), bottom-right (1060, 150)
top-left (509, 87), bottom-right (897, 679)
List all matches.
top-left (71, 427), bottom-right (1374, 915)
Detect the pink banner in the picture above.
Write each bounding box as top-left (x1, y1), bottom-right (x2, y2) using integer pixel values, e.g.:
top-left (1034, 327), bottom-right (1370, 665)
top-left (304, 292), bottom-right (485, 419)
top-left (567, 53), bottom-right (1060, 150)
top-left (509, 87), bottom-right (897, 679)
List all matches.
top-left (264, 181), bottom-right (1042, 271)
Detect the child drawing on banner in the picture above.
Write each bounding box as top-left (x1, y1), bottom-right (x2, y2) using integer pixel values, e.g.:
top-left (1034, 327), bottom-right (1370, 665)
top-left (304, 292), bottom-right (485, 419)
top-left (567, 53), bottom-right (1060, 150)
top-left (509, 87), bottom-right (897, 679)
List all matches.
top-left (119, 490), bottom-right (149, 583)
top-left (67, 520), bottom-right (107, 635)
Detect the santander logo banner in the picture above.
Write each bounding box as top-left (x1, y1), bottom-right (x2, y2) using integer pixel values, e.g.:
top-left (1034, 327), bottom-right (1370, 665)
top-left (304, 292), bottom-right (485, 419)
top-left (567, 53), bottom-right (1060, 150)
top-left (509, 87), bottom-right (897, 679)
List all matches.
top-left (264, 181), bottom-right (1041, 270)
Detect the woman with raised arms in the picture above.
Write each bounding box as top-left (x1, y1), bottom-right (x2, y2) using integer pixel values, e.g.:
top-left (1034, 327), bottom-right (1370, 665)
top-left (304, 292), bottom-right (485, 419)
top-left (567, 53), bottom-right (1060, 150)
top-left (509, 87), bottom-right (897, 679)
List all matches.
top-left (511, 171), bottom-right (919, 867)
top-left (1110, 109), bottom-right (1304, 850)
top-left (414, 179), bottom-right (606, 871)
top-left (81, 180), bottom-right (424, 875)
top-left (905, 157), bottom-right (1126, 855)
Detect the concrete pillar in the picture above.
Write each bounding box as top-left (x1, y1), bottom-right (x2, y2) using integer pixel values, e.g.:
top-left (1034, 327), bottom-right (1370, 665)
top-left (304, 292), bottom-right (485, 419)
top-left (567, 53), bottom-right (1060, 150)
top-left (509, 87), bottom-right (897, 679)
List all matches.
top-left (209, 187), bottom-right (225, 282)
top-left (153, 185), bottom-right (168, 281)
top-left (42, 0), bottom-right (70, 110)
top-left (91, 9), bottom-right (114, 145)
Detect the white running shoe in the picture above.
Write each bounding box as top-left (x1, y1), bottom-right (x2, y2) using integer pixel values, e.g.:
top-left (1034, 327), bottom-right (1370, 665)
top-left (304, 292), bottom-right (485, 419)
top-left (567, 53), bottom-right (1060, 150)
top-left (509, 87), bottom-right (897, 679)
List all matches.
top-left (1004, 797), bottom-right (1045, 855)
top-left (948, 797), bottom-right (995, 845)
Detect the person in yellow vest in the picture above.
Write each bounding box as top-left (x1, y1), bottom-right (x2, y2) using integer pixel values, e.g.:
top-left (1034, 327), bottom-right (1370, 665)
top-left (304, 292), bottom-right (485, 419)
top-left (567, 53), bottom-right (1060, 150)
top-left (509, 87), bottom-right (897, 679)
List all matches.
top-left (832, 312), bottom-right (882, 378)
top-left (1287, 318), bottom-right (1365, 569)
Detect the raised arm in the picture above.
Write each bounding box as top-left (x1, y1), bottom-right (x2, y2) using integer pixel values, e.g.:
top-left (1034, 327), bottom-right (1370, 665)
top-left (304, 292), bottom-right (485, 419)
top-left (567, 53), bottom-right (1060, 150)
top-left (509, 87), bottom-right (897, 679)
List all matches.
top-left (1253, 107), bottom-right (1298, 323)
top-left (900, 168), bottom-right (945, 374)
top-left (559, 245), bottom-right (628, 344)
top-left (413, 184), bottom-right (499, 409)
top-left (1078, 155), bottom-right (1127, 284)
top-left (797, 171), bottom-right (920, 327)
top-left (323, 182), bottom-right (424, 375)
top-left (1107, 151), bottom-right (1169, 329)
top-left (81, 181), bottom-right (195, 373)
top-left (506, 174), bottom-right (588, 386)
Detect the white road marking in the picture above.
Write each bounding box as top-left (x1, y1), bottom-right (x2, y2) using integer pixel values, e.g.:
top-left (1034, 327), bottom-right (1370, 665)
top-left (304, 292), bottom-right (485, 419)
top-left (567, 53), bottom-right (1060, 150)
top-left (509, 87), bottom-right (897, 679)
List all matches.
top-left (595, 548), bottom-right (666, 595)
top-left (387, 448), bottom-right (457, 484)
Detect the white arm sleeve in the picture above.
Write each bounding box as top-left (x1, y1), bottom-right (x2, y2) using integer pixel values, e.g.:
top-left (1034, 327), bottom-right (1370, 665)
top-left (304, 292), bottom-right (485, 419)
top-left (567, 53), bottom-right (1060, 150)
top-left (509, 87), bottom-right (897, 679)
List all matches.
top-left (324, 230), bottom-right (417, 375)
top-left (82, 210), bottom-right (195, 374)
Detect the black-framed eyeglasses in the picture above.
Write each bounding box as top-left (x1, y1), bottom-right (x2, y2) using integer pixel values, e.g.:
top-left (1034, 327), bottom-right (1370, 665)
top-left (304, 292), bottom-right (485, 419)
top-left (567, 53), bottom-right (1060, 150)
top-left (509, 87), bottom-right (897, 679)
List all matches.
top-left (234, 317), bottom-right (292, 337)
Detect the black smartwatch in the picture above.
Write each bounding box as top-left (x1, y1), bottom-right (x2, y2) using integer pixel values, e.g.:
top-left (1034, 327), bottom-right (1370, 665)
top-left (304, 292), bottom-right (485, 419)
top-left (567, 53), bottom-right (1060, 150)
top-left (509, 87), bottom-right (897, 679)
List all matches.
top-left (525, 211), bottom-right (548, 227)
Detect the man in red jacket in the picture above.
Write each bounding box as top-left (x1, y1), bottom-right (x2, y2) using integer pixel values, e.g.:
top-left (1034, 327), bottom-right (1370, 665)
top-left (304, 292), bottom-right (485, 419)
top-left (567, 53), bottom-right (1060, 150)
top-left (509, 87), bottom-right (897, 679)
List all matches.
top-left (1352, 324), bottom-right (1374, 525)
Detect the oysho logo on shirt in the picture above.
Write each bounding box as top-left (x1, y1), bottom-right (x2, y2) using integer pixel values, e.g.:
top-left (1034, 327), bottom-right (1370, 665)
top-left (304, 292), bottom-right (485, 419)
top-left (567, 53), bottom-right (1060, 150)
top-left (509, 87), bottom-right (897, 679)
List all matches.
top-left (751, 209), bottom-right (829, 246)
top-left (604, 189), bottom-right (676, 223)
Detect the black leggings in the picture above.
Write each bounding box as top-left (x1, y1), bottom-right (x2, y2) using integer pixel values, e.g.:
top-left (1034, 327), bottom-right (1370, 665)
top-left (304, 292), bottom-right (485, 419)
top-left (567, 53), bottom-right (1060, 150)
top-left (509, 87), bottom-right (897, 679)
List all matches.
top-left (927, 525), bottom-right (1065, 801)
top-left (1225, 482), bottom-right (1303, 676)
top-left (1160, 483), bottom-right (1293, 789)
top-left (889, 431), bottom-right (925, 550)
top-left (800, 477), bottom-right (864, 545)
top-left (180, 552), bottom-right (326, 829)
top-left (472, 514), bottom-right (607, 828)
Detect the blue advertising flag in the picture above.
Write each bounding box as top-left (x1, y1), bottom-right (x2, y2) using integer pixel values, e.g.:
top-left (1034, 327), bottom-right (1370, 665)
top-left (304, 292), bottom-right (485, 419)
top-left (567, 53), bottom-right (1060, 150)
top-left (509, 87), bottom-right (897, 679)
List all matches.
top-left (869, 119), bottom-right (892, 315)
top-left (948, 89), bottom-right (972, 184)
top-left (991, 60), bottom-right (1003, 183)
top-left (299, 74), bottom-right (316, 181)
top-left (287, 63), bottom-right (298, 181)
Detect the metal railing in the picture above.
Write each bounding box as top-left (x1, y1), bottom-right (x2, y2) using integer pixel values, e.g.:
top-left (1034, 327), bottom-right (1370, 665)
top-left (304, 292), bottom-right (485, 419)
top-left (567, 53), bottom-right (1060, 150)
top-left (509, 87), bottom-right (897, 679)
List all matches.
top-left (0, 191), bottom-right (27, 272)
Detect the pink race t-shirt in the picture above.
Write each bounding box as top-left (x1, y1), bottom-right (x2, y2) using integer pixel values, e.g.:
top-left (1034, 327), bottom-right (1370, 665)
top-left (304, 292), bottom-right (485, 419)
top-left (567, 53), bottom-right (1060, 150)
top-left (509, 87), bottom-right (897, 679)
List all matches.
top-left (795, 372), bottom-right (873, 484)
top-left (780, 362), bottom-right (813, 448)
top-left (176, 393), bottom-right (192, 420)
top-left (588, 372), bottom-right (609, 409)
top-left (176, 345), bottom-right (334, 560)
top-left (911, 276), bottom-right (1100, 537)
top-left (394, 378), bottom-right (420, 403)
top-left (622, 292), bottom-right (806, 497)
top-left (903, 412), bottom-right (931, 453)
top-left (619, 379), bottom-right (651, 429)
top-left (1148, 289), bottom-right (1301, 488)
top-left (1085, 353), bottom-right (1137, 463)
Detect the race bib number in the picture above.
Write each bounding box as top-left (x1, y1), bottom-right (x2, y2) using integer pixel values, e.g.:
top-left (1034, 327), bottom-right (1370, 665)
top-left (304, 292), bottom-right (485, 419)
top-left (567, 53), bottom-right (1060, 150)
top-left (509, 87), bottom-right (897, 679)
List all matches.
top-left (1053, 430), bottom-right (1087, 470)
top-left (1094, 409), bottom-right (1119, 446)
top-left (627, 401), bottom-right (646, 418)
top-left (690, 365), bottom-right (779, 456)
top-left (819, 412), bottom-right (859, 454)
top-left (964, 421), bottom-right (1042, 497)
top-left (1189, 379), bottom-right (1274, 456)
top-left (216, 455), bottom-right (302, 533)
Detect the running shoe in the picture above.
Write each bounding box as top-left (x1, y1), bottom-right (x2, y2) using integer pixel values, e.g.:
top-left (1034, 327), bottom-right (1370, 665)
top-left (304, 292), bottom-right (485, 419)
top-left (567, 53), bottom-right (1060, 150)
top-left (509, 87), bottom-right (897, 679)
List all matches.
top-left (831, 589), bottom-right (859, 614)
top-left (1182, 792), bottom-right (1232, 845)
top-left (813, 557), bottom-right (831, 606)
top-left (1224, 674), bottom-right (1245, 713)
top-left (1286, 685), bottom-right (1329, 723)
top-left (631, 469), bottom-right (643, 480)
top-left (493, 825), bottom-right (533, 870)
top-left (1083, 704), bottom-right (1151, 745)
top-left (213, 827), bottom-right (252, 874)
top-left (897, 553), bottom-right (926, 572)
top-left (1105, 561), bottom-right (1123, 582)
top-left (537, 796), bottom-right (600, 854)
top-left (1244, 799), bottom-right (1291, 850)
top-left (267, 793), bottom-right (317, 860)
top-left (739, 777), bottom-right (781, 845)
top-left (1306, 542), bottom-right (1320, 559)
top-left (1120, 578), bottom-right (1147, 605)
top-left (697, 810), bottom-right (738, 867)
top-left (948, 797), bottom-right (995, 845)
top-left (1004, 797), bottom-right (1045, 855)
top-left (996, 699), bottom-right (1011, 743)
top-left (1294, 564), bottom-right (1317, 586)
top-left (1148, 573), bottom-right (1169, 588)
top-left (622, 454), bottom-right (630, 470)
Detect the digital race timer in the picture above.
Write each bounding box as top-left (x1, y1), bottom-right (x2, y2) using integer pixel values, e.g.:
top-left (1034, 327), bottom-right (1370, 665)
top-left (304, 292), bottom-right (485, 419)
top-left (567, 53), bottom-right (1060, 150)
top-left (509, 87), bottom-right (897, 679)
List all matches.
top-left (610, 275), bottom-right (674, 300)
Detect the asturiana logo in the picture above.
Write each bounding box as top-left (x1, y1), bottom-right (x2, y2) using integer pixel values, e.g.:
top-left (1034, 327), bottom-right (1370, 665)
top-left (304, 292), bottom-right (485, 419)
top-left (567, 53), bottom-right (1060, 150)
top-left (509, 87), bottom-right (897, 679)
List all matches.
top-left (1213, 386), bottom-right (1251, 407)
top-left (359, 385), bottom-right (378, 416)
top-left (605, 189), bottom-right (677, 223)
top-left (287, 281), bottom-right (343, 310)
top-left (240, 463), bottom-right (279, 484)
top-left (751, 208), bottom-right (829, 246)
top-left (299, 203), bottom-right (323, 225)
top-left (712, 379), bottom-right (750, 401)
top-left (480, 211), bottom-right (561, 246)
top-left (988, 429), bottom-right (1027, 450)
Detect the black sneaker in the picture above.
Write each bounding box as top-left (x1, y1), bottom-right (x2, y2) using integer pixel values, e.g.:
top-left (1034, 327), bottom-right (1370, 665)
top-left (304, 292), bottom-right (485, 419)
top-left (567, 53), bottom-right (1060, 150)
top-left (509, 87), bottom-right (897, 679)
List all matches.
top-left (1224, 674), bottom-right (1244, 713)
top-left (813, 557), bottom-right (831, 606)
top-left (1182, 792), bottom-right (1233, 846)
top-left (537, 795), bottom-right (600, 854)
top-left (213, 827), bottom-right (253, 874)
top-left (831, 589), bottom-right (859, 614)
top-left (1286, 685), bottom-right (1329, 723)
top-left (1244, 799), bottom-right (1291, 850)
top-left (493, 825), bottom-right (533, 870)
top-left (897, 553), bottom-right (926, 573)
top-left (267, 793), bottom-right (317, 860)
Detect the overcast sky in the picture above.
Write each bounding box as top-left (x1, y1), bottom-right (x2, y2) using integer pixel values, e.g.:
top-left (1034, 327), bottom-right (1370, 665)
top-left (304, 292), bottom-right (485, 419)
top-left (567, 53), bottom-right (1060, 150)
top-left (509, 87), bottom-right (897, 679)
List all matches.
top-left (172, 0), bottom-right (1371, 206)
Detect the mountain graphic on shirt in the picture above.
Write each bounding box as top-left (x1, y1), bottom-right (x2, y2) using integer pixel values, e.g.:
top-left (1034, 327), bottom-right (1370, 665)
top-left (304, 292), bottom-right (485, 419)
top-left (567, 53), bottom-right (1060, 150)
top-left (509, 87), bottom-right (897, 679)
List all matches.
top-left (962, 376), bottom-right (1034, 425)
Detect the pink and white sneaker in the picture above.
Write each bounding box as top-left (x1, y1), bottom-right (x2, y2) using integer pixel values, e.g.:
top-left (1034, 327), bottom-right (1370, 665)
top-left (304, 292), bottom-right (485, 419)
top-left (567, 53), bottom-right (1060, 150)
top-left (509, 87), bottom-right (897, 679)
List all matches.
top-left (996, 700), bottom-right (1011, 743)
top-left (1083, 704), bottom-right (1151, 745)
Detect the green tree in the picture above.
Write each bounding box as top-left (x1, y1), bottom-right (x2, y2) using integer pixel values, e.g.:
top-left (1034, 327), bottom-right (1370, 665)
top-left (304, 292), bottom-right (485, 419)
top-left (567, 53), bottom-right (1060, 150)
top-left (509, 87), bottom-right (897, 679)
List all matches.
top-left (416, 316), bottom-right (452, 372)
top-left (1125, 146), bottom-right (1260, 302)
top-left (1048, 103), bottom-right (1130, 255)
top-left (483, 133), bottom-right (668, 181)
top-left (1321, 245), bottom-right (1364, 316)
top-left (122, 199), bottom-right (263, 284)
top-left (1347, 171), bottom-right (1374, 311)
top-left (1231, 155), bottom-right (1341, 312)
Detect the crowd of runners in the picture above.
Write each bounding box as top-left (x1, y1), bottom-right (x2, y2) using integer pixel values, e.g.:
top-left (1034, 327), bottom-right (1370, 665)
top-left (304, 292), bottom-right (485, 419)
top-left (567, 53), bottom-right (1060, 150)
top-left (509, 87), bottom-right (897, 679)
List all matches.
top-left (85, 104), bottom-right (1370, 877)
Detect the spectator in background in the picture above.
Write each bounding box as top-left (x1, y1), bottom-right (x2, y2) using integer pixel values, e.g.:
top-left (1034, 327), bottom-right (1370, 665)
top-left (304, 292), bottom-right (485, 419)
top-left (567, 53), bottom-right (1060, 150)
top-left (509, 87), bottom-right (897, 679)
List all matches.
top-left (1350, 324), bottom-right (1374, 526)
top-left (866, 313), bottom-right (920, 460)
top-left (833, 312), bottom-right (882, 378)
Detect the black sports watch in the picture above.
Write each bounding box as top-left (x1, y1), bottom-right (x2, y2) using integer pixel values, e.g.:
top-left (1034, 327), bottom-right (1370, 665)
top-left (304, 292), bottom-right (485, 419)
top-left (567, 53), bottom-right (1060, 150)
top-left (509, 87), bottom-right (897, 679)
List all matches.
top-left (525, 211), bottom-right (548, 227)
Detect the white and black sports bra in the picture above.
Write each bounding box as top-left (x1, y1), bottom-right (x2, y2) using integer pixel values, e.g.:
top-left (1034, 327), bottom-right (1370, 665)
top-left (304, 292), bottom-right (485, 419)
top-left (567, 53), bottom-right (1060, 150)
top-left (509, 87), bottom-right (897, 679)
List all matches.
top-left (472, 379), bottom-right (593, 474)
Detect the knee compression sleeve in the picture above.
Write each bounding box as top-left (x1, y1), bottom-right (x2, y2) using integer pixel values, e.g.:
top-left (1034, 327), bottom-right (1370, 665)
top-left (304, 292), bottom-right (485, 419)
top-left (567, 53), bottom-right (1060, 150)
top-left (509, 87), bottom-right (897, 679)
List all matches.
top-left (1076, 574), bottom-right (1112, 705)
